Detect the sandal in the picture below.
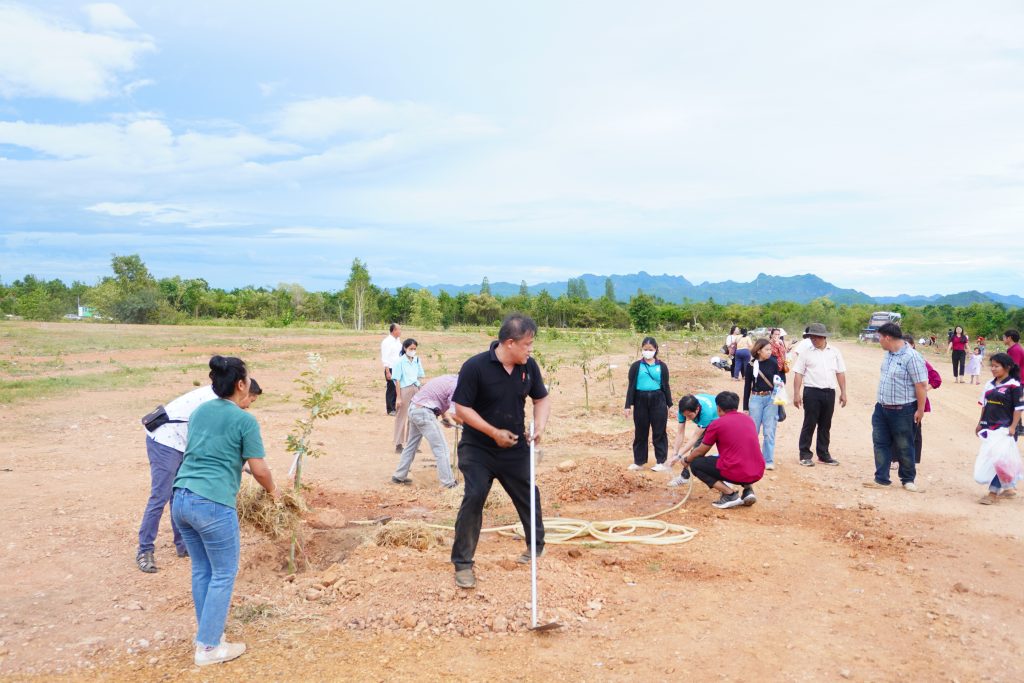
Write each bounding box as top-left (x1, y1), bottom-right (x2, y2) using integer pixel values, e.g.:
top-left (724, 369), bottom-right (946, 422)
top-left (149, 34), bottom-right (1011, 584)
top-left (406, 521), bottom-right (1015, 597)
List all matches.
top-left (136, 551), bottom-right (157, 573)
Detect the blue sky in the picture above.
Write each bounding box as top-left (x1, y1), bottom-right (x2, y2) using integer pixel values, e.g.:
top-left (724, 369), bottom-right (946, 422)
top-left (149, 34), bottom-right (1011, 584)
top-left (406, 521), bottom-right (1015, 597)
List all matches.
top-left (1, 1), bottom-right (1022, 297)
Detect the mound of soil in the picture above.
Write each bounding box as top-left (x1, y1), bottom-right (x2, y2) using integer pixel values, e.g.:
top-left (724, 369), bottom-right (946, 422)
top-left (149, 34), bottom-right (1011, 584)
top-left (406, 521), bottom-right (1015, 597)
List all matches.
top-left (540, 457), bottom-right (653, 503)
top-left (300, 543), bottom-right (601, 637)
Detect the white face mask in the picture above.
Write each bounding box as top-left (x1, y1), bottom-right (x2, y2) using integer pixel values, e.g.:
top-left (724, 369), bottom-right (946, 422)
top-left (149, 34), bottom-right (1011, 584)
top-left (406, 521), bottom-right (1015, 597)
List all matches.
top-left (406, 350), bottom-right (417, 358)
top-left (641, 350), bottom-right (656, 360)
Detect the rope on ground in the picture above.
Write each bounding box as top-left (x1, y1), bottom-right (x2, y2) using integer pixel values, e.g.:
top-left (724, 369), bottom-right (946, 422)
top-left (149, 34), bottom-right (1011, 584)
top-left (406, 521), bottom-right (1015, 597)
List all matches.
top-left (352, 478), bottom-right (698, 546)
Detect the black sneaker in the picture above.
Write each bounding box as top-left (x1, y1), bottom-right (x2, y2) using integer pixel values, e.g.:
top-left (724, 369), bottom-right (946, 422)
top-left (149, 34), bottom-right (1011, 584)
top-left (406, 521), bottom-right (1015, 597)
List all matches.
top-left (818, 457), bottom-right (840, 466)
top-left (390, 476), bottom-right (412, 485)
top-left (741, 487), bottom-right (757, 506)
top-left (799, 459), bottom-right (815, 467)
top-left (711, 491), bottom-right (744, 509)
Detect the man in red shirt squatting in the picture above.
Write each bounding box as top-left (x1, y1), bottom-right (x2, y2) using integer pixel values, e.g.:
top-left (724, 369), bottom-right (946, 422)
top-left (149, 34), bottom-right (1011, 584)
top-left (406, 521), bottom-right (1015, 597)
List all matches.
top-left (678, 391), bottom-right (766, 509)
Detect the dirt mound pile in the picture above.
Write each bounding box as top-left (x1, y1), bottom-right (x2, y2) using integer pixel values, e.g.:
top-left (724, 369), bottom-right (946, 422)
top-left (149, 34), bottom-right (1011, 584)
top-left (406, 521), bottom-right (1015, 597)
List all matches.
top-left (541, 456), bottom-right (653, 503)
top-left (303, 543), bottom-right (601, 636)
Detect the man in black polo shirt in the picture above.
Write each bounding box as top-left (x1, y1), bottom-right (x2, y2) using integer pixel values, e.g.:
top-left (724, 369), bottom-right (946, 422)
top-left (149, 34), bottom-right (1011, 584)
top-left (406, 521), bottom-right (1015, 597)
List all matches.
top-left (450, 313), bottom-right (551, 589)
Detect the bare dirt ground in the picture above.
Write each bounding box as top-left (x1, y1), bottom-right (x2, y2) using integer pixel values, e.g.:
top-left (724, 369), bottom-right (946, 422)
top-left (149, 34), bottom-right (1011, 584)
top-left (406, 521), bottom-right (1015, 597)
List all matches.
top-left (1, 322), bottom-right (1022, 682)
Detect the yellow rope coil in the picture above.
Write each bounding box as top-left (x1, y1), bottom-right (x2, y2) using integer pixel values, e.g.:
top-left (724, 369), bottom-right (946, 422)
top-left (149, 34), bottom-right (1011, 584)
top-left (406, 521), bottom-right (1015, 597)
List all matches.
top-left (355, 478), bottom-right (698, 546)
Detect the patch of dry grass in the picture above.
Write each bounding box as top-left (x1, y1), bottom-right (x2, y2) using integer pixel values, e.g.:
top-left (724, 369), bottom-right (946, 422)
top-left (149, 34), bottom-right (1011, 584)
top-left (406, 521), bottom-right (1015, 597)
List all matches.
top-left (372, 521), bottom-right (448, 551)
top-left (237, 480), bottom-right (307, 540)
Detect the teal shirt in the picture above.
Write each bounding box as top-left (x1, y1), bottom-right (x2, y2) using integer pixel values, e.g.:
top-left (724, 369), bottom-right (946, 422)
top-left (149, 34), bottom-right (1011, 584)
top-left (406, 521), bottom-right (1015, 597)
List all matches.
top-left (392, 355), bottom-right (425, 388)
top-left (174, 399), bottom-right (265, 508)
top-left (678, 393), bottom-right (718, 427)
top-left (635, 361), bottom-right (662, 391)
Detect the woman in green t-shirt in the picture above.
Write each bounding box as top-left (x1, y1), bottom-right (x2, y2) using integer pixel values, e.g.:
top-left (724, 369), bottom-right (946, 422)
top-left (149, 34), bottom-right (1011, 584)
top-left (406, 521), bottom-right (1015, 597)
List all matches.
top-left (171, 355), bottom-right (279, 667)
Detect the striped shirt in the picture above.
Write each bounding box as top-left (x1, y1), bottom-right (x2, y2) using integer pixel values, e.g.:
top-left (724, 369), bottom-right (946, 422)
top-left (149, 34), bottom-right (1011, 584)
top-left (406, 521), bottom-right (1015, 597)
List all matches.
top-left (876, 342), bottom-right (928, 405)
top-left (412, 374), bottom-right (458, 414)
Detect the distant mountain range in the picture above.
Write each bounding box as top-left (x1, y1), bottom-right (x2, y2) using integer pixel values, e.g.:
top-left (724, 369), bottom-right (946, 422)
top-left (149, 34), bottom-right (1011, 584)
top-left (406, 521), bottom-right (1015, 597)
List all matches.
top-left (402, 272), bottom-right (1024, 308)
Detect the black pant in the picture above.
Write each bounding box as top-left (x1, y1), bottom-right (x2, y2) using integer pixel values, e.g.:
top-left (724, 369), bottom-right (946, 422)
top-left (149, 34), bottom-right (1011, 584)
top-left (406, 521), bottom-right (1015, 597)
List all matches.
top-left (690, 455), bottom-right (760, 489)
top-left (385, 369), bottom-right (396, 413)
top-left (913, 420), bottom-right (922, 464)
top-left (799, 387), bottom-right (835, 461)
top-left (951, 350), bottom-right (966, 378)
top-left (451, 443), bottom-right (543, 570)
top-left (631, 390), bottom-right (668, 465)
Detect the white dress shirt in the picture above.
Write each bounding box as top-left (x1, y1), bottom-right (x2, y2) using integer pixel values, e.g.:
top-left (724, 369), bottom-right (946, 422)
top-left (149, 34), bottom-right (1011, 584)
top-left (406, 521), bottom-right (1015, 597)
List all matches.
top-left (381, 334), bottom-right (402, 369)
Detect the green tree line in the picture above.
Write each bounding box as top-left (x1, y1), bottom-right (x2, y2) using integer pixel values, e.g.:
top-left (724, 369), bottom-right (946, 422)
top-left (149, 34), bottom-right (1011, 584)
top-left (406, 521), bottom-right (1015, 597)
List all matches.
top-left (2, 254), bottom-right (1022, 339)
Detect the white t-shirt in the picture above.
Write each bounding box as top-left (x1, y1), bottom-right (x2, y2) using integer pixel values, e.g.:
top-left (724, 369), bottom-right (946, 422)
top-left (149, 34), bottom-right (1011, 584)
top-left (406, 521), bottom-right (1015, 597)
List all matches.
top-left (149, 385), bottom-right (217, 452)
top-left (381, 334), bottom-right (402, 369)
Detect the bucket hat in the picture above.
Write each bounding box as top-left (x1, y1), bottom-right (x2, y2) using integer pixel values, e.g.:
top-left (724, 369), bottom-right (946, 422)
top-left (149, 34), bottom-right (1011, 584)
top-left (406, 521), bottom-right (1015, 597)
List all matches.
top-left (805, 322), bottom-right (832, 338)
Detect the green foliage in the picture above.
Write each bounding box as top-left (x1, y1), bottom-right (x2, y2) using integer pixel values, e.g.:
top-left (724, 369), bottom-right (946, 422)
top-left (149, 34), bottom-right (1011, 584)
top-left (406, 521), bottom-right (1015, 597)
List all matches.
top-left (567, 277), bottom-right (590, 300)
top-left (411, 289), bottom-right (441, 328)
top-left (5, 257), bottom-right (1020, 337)
top-left (628, 293), bottom-right (658, 333)
top-left (283, 352), bottom-right (350, 571)
top-left (572, 331), bottom-right (610, 410)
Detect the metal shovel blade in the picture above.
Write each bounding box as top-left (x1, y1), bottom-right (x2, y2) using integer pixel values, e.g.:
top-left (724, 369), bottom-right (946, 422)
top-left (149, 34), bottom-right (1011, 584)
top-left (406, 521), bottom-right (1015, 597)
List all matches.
top-left (529, 621), bottom-right (563, 633)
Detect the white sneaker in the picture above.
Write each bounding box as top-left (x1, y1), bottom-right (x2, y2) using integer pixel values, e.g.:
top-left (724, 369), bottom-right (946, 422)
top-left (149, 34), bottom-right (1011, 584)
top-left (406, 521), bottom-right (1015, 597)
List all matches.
top-left (667, 474), bottom-right (687, 487)
top-left (765, 463), bottom-right (775, 471)
top-left (650, 463), bottom-right (669, 472)
top-left (627, 464), bottom-right (643, 471)
top-left (195, 641), bottom-right (246, 666)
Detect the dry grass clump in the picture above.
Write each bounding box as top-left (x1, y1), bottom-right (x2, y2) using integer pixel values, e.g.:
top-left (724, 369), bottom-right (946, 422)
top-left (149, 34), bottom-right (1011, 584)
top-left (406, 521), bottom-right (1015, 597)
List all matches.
top-left (237, 480), bottom-right (307, 540)
top-left (372, 521), bottom-right (448, 551)
top-left (439, 482), bottom-right (513, 511)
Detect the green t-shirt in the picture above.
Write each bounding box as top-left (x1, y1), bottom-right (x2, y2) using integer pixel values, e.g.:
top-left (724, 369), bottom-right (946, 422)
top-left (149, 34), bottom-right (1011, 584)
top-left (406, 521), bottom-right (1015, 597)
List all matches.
top-left (174, 399), bottom-right (265, 508)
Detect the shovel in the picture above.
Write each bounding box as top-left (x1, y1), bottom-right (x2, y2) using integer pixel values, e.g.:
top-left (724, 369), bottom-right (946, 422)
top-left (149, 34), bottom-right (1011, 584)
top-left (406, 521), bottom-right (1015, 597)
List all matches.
top-left (528, 421), bottom-right (562, 633)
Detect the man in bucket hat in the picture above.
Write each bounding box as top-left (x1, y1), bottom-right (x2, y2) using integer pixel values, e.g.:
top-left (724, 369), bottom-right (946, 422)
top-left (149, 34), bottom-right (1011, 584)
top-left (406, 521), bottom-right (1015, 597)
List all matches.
top-left (791, 323), bottom-right (847, 467)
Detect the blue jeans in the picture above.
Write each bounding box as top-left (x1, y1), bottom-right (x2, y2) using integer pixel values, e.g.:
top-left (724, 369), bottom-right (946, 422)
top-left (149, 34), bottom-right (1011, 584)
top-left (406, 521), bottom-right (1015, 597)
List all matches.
top-left (171, 488), bottom-right (240, 648)
top-left (732, 349), bottom-right (751, 379)
top-left (748, 394), bottom-right (779, 466)
top-left (137, 437), bottom-right (185, 555)
top-left (871, 402), bottom-right (917, 485)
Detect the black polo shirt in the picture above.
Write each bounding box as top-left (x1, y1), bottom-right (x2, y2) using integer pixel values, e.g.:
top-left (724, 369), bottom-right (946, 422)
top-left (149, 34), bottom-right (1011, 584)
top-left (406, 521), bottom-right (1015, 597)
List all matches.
top-left (453, 340), bottom-right (548, 453)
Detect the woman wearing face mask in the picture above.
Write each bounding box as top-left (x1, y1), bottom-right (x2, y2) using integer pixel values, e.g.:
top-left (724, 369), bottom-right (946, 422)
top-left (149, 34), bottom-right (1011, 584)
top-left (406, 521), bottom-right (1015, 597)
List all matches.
top-left (624, 337), bottom-right (674, 472)
top-left (391, 338), bottom-right (425, 453)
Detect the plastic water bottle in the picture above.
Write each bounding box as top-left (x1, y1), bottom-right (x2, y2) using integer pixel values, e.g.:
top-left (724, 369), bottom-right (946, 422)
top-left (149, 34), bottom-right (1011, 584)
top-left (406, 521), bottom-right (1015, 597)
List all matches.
top-left (771, 375), bottom-right (787, 406)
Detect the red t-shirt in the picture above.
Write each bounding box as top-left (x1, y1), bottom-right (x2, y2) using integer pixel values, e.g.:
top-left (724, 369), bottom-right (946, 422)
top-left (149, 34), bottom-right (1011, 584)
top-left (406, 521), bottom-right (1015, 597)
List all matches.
top-left (950, 335), bottom-right (968, 351)
top-left (701, 411), bottom-right (765, 483)
top-left (1008, 343), bottom-right (1024, 370)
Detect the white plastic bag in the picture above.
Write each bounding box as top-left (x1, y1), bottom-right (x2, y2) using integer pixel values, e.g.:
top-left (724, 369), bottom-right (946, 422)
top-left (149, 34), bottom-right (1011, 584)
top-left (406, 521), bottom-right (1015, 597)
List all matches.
top-left (771, 374), bottom-right (788, 406)
top-left (974, 428), bottom-right (1023, 485)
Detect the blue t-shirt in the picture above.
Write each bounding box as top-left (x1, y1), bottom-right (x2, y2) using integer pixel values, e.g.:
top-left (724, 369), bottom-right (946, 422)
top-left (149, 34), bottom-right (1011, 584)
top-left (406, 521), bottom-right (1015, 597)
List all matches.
top-left (678, 393), bottom-right (718, 427)
top-left (635, 362), bottom-right (662, 391)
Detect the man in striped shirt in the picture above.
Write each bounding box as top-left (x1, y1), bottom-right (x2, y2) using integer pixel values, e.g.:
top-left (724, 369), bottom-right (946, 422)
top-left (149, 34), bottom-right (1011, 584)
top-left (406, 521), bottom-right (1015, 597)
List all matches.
top-left (864, 322), bottom-right (928, 492)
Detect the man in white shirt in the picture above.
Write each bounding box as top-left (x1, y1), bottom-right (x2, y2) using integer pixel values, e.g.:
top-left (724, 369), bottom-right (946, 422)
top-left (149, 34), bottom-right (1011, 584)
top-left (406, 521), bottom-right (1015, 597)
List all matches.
top-left (136, 384), bottom-right (216, 572)
top-left (136, 379), bottom-right (263, 573)
top-left (792, 323), bottom-right (847, 467)
top-left (381, 323), bottom-right (403, 415)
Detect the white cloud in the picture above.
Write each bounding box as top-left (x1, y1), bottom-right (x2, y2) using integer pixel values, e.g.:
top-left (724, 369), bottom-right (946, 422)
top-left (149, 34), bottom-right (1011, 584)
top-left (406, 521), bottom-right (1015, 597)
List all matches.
top-left (274, 95), bottom-right (498, 142)
top-left (84, 3), bottom-right (139, 32)
top-left (0, 3), bottom-right (154, 102)
top-left (0, 118), bottom-right (299, 170)
top-left (86, 201), bottom-right (236, 228)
